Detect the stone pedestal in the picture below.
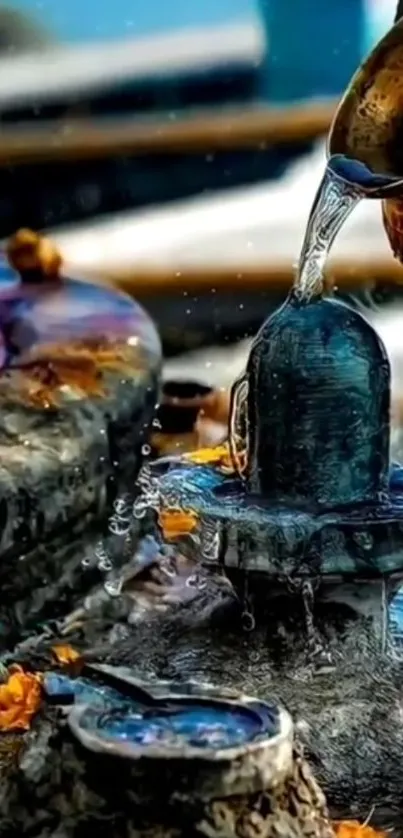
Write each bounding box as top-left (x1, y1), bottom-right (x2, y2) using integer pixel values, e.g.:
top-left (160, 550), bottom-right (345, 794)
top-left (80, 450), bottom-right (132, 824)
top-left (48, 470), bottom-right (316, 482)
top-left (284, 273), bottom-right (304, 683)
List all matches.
top-left (0, 250), bottom-right (161, 644)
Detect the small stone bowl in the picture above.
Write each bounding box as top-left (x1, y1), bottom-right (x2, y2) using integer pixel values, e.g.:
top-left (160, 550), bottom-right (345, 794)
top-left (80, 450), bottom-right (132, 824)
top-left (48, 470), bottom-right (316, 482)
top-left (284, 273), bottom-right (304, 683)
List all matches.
top-left (63, 673), bottom-right (292, 803)
top-left (39, 671), bottom-right (332, 837)
top-left (151, 379), bottom-right (229, 455)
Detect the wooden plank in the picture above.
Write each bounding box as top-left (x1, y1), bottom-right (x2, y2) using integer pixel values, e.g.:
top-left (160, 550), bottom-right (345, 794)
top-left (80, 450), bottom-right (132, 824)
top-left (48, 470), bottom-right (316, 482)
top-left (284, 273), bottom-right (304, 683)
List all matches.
top-left (0, 100), bottom-right (336, 166)
top-left (71, 258), bottom-right (403, 297)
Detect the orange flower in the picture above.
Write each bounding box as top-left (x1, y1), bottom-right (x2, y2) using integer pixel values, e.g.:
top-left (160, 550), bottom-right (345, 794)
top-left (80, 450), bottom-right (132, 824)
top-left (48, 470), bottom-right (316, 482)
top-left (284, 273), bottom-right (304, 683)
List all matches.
top-left (6, 228), bottom-right (62, 279)
top-left (185, 443), bottom-right (233, 470)
top-left (158, 508), bottom-right (199, 540)
top-left (333, 821), bottom-right (386, 838)
top-left (0, 666), bottom-right (42, 732)
top-left (51, 644), bottom-right (81, 666)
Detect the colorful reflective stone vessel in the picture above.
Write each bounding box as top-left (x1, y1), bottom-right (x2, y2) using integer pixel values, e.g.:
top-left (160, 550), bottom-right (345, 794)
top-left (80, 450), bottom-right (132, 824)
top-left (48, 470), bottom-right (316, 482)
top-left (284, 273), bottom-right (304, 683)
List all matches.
top-left (0, 230), bottom-right (161, 640)
top-left (0, 229), bottom-right (161, 409)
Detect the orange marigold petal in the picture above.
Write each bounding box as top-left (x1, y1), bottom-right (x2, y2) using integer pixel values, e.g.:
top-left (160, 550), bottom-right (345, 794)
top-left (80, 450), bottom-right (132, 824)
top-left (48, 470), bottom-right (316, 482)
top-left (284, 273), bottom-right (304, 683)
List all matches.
top-left (185, 444), bottom-right (229, 465)
top-left (51, 644), bottom-right (81, 665)
top-left (333, 821), bottom-right (386, 838)
top-left (0, 670), bottom-right (42, 732)
top-left (158, 509), bottom-right (199, 541)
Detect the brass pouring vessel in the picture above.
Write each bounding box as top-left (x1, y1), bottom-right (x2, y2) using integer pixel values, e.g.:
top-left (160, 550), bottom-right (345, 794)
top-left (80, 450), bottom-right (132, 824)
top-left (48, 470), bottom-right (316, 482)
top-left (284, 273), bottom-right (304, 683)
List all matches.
top-left (328, 17), bottom-right (403, 262)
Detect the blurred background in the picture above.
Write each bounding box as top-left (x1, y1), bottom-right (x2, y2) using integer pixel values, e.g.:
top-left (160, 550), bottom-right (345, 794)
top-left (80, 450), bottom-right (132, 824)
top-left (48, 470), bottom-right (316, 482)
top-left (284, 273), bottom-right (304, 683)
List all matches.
top-left (0, 0), bottom-right (400, 361)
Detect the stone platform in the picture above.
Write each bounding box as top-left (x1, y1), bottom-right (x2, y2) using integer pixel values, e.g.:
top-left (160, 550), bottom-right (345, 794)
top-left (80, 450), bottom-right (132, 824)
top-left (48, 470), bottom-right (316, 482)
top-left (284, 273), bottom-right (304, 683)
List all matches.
top-left (81, 596), bottom-right (403, 825)
top-left (4, 548), bottom-right (403, 833)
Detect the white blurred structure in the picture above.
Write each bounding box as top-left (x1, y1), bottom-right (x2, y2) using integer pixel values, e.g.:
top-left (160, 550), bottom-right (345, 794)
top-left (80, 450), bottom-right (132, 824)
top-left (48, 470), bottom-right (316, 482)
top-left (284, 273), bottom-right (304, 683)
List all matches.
top-left (56, 141), bottom-right (391, 274)
top-left (0, 19), bottom-right (264, 108)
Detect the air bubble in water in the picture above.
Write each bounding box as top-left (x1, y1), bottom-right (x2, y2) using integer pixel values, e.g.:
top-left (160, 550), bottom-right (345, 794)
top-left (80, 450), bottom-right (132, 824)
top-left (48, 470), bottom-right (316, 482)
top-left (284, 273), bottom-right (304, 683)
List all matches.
top-left (353, 531), bottom-right (373, 551)
top-left (98, 557), bottom-right (113, 572)
top-left (104, 576), bottom-right (124, 598)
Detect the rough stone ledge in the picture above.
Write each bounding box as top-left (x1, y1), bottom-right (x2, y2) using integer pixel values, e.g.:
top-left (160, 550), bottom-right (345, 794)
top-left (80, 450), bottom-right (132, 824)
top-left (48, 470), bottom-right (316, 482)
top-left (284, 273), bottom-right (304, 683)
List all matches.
top-left (0, 364), bottom-right (159, 622)
top-left (72, 605), bottom-right (403, 820)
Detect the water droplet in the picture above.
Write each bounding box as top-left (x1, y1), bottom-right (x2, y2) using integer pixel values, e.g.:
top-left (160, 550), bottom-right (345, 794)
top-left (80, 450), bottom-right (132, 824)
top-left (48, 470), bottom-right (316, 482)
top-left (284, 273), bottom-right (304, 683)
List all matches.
top-left (133, 498), bottom-right (148, 519)
top-left (98, 557), bottom-right (113, 572)
top-left (104, 576), bottom-right (124, 598)
top-left (241, 611), bottom-right (256, 632)
top-left (353, 531), bottom-right (373, 551)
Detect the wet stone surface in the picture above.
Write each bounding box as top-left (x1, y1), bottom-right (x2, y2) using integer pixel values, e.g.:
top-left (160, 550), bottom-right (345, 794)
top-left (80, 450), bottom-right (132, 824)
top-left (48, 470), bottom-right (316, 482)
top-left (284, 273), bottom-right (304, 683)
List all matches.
top-left (6, 541), bottom-right (403, 833)
top-left (0, 364), bottom-right (160, 644)
top-left (0, 622), bottom-right (332, 838)
top-left (82, 597), bottom-right (403, 822)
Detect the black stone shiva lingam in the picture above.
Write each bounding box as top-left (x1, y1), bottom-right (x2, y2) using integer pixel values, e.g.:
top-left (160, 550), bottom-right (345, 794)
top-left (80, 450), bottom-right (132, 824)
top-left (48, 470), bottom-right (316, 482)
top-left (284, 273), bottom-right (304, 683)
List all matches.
top-left (136, 13), bottom-right (403, 662)
top-left (142, 262), bottom-right (403, 662)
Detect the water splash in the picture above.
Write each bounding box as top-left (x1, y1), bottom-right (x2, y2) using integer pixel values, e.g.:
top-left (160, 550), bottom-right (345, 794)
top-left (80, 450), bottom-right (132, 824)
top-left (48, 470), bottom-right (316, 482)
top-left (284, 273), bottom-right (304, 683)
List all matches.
top-left (199, 518), bottom-right (223, 564)
top-left (294, 156), bottom-right (363, 301)
top-left (133, 462), bottom-right (161, 519)
top-left (82, 492), bottom-right (135, 596)
top-left (82, 455), bottom-right (163, 597)
top-left (387, 580), bottom-right (403, 659)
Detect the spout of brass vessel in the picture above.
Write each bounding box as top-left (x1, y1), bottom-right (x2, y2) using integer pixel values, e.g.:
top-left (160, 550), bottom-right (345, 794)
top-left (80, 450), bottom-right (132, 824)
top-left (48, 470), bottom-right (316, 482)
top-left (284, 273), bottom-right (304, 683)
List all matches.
top-left (328, 17), bottom-right (403, 261)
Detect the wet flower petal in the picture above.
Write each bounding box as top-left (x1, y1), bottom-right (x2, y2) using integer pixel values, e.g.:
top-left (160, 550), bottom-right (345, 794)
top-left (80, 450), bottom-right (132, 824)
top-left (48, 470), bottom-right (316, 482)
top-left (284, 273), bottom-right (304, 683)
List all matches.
top-left (51, 644), bottom-right (82, 666)
top-left (0, 667), bottom-right (42, 732)
top-left (158, 508), bottom-right (199, 540)
top-left (185, 443), bottom-right (233, 469)
top-left (333, 821), bottom-right (386, 838)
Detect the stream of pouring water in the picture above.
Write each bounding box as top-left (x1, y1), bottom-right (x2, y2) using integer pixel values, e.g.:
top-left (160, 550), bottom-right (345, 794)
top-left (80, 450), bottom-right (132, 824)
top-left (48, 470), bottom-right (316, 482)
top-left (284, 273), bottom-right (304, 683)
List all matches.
top-left (294, 158), bottom-right (363, 300)
top-left (291, 156), bottom-right (367, 665)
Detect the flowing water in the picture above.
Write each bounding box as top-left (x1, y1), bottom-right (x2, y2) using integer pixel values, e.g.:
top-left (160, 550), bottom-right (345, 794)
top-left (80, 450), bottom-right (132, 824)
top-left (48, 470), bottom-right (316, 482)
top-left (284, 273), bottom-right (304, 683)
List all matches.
top-left (294, 157), bottom-right (363, 300)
